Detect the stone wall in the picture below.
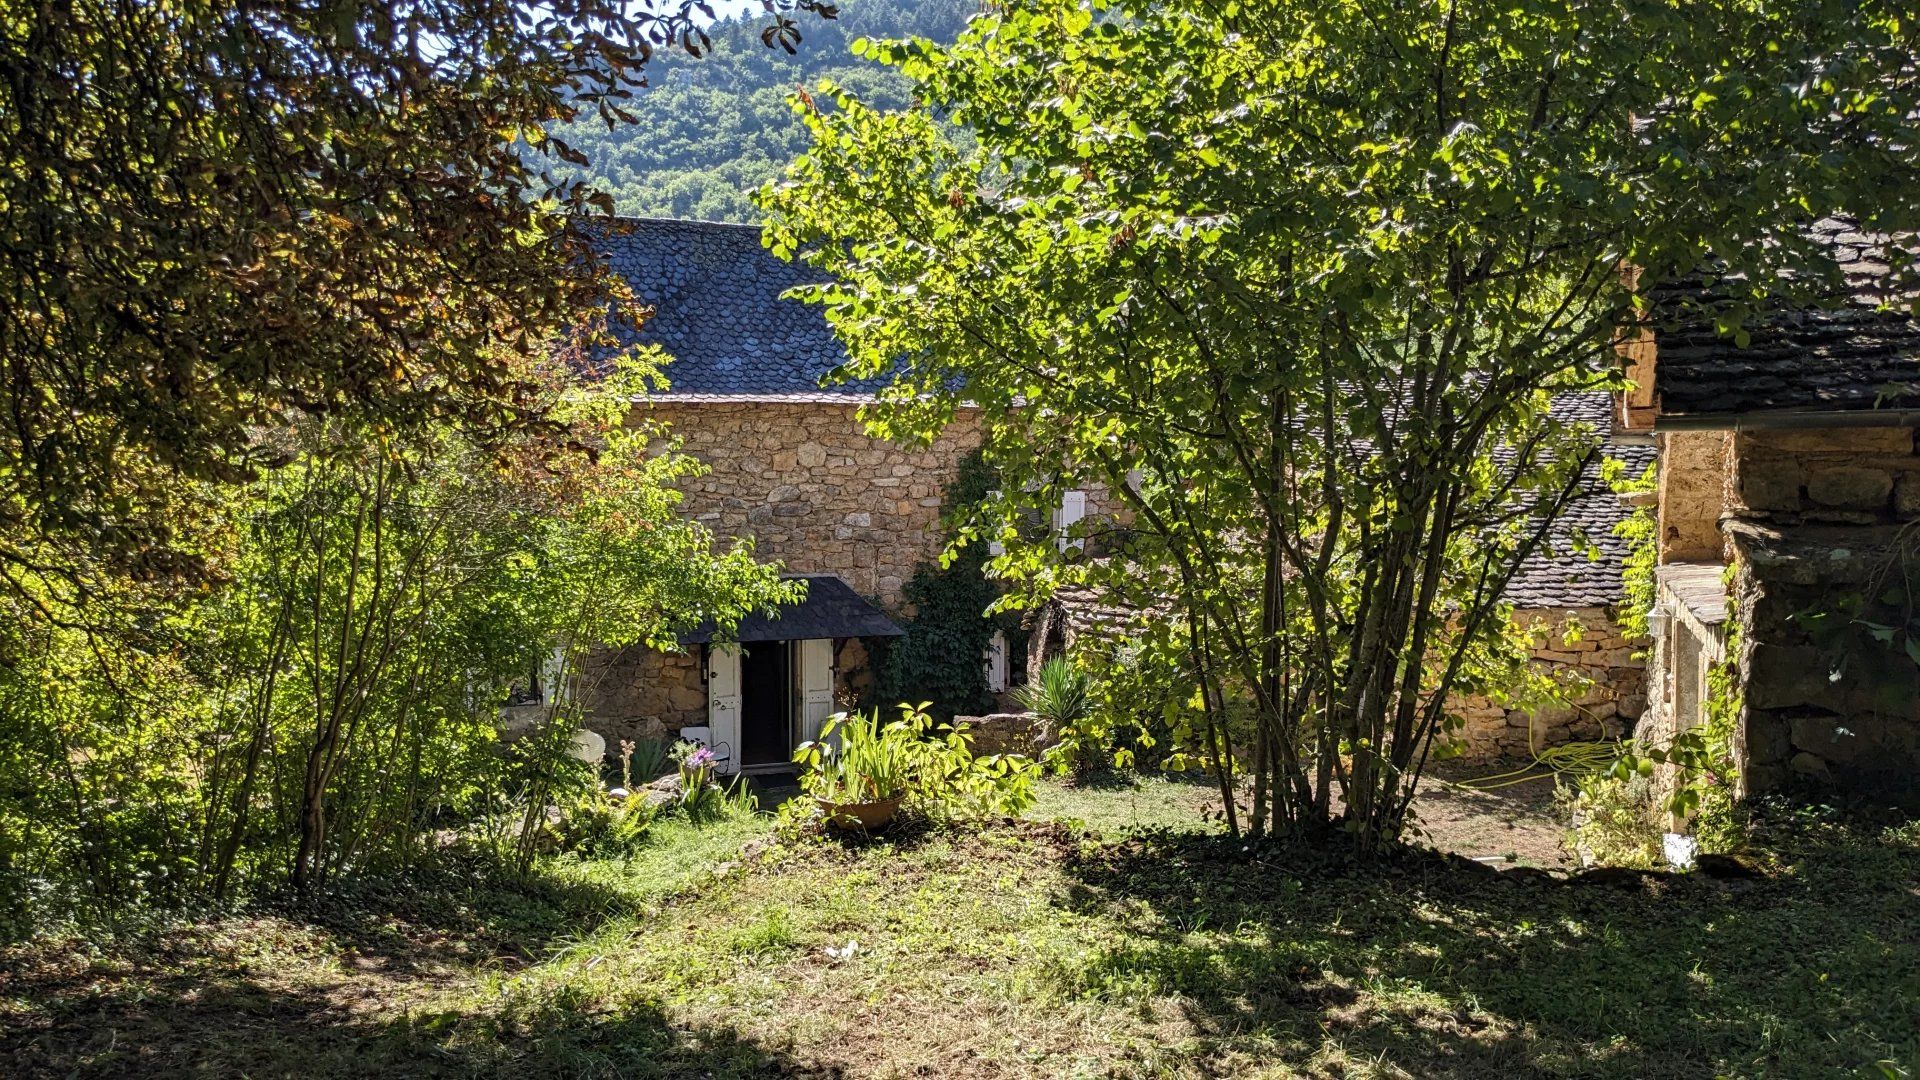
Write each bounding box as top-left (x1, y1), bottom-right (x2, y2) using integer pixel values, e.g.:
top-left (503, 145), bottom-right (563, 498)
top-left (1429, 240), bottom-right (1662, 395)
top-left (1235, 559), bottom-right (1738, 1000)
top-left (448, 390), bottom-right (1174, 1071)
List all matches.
top-left (1729, 521), bottom-right (1920, 797)
top-left (1729, 426), bottom-right (1920, 525)
top-left (1717, 427), bottom-right (1920, 796)
top-left (581, 647), bottom-right (707, 744)
top-left (1443, 606), bottom-right (1647, 761)
top-left (952, 712), bottom-right (1055, 757)
top-left (645, 398), bottom-right (988, 611)
top-left (577, 399), bottom-right (1128, 748)
top-left (1657, 429), bottom-right (1733, 562)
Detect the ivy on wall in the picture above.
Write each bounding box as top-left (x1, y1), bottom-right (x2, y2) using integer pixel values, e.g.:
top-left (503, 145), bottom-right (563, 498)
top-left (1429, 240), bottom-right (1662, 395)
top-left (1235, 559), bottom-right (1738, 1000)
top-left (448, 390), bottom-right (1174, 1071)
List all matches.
top-left (874, 452), bottom-right (1022, 719)
top-left (1609, 459), bottom-right (1659, 643)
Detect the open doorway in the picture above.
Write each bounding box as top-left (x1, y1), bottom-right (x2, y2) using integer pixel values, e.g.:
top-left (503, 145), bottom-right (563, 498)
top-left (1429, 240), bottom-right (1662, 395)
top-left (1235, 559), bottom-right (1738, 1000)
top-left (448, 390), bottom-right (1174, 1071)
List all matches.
top-left (738, 641), bottom-right (793, 770)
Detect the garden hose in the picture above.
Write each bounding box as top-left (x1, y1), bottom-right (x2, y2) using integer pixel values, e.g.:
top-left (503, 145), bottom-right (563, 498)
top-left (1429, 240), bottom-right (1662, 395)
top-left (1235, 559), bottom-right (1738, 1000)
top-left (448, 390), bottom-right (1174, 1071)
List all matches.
top-left (1445, 701), bottom-right (1624, 791)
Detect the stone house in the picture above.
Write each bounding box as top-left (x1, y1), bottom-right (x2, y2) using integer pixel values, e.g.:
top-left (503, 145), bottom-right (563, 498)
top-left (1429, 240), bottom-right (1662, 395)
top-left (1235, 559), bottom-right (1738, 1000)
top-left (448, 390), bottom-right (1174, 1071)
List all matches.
top-left (573, 218), bottom-right (1108, 773)
top-left (1629, 218), bottom-right (1920, 797)
top-left (572, 216), bottom-right (1652, 770)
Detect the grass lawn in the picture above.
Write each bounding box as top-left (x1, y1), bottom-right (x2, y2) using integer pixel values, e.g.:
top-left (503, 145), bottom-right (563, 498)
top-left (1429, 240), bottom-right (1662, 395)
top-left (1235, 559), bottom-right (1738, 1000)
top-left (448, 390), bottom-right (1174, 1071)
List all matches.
top-left (4, 778), bottom-right (1918, 1078)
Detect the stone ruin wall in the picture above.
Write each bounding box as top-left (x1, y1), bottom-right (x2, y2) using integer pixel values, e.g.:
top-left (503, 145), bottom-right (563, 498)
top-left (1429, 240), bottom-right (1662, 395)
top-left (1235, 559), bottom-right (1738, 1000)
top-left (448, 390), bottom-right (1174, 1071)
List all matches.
top-left (1723, 426), bottom-right (1920, 795)
top-left (1443, 606), bottom-right (1647, 762)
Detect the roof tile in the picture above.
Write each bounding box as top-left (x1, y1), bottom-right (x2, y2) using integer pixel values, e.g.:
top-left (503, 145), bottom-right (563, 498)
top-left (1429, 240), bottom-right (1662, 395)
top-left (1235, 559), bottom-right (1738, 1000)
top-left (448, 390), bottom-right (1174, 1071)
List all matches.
top-left (588, 216), bottom-right (877, 397)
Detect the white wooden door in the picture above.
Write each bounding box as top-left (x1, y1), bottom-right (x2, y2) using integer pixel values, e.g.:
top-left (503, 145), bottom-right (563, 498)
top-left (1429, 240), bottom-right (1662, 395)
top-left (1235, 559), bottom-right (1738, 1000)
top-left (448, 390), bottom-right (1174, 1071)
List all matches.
top-left (984, 630), bottom-right (1009, 693)
top-left (796, 638), bottom-right (835, 746)
top-left (706, 644), bottom-right (742, 775)
top-left (1055, 490), bottom-right (1087, 552)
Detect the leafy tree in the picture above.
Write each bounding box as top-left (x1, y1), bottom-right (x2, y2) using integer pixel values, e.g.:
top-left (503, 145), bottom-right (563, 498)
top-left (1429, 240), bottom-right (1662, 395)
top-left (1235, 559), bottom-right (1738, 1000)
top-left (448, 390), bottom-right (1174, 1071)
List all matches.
top-left (763, 0), bottom-right (1920, 848)
top-left (0, 354), bottom-right (796, 916)
top-left (0, 0), bottom-right (829, 593)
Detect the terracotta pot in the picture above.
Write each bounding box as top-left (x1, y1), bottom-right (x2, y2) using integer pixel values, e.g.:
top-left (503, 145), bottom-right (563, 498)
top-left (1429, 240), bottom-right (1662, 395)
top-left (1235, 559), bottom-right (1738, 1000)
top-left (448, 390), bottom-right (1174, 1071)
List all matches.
top-left (817, 793), bottom-right (904, 830)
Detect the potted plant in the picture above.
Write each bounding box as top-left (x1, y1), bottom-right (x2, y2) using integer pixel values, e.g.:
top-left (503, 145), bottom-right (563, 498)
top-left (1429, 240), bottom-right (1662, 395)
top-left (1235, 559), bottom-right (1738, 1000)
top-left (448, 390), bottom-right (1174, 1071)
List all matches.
top-left (793, 710), bottom-right (916, 829)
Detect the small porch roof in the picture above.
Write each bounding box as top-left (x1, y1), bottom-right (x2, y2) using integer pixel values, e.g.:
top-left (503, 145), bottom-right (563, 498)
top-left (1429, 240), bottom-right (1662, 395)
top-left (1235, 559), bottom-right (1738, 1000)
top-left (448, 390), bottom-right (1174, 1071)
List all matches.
top-left (678, 574), bottom-right (904, 645)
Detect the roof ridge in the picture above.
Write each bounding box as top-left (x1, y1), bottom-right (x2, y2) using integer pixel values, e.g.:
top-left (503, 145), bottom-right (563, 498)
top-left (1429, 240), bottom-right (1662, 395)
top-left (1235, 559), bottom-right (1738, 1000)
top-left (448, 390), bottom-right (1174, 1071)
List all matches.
top-left (595, 214), bottom-right (764, 231)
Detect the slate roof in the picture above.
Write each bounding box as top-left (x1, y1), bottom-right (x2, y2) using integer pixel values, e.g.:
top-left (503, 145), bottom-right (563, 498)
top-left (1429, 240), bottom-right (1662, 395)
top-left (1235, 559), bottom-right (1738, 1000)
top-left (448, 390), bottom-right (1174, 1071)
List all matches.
top-left (678, 575), bottom-right (905, 644)
top-left (1505, 437), bottom-right (1657, 610)
top-left (588, 216), bottom-right (879, 397)
top-left (1653, 218), bottom-right (1920, 419)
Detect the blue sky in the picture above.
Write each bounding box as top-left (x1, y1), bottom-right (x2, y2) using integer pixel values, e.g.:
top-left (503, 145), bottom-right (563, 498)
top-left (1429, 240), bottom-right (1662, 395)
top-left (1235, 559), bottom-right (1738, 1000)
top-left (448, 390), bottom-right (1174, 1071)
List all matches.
top-left (703, 1), bottom-right (764, 21)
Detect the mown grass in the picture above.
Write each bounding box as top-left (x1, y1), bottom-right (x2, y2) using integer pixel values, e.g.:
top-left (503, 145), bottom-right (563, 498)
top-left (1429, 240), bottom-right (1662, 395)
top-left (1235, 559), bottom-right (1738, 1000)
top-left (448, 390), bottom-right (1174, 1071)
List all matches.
top-left (4, 784), bottom-right (1917, 1078)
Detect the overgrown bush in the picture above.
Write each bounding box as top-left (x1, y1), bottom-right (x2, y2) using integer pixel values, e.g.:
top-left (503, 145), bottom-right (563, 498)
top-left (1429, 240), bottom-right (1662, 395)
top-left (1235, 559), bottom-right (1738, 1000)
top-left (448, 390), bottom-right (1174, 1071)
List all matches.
top-left (1070, 637), bottom-right (1195, 774)
top-left (875, 548), bottom-right (1005, 719)
top-left (1564, 773), bottom-right (1664, 869)
top-left (792, 704), bottom-right (1038, 825)
top-left (0, 354), bottom-right (794, 930)
top-left (875, 450), bottom-right (1023, 719)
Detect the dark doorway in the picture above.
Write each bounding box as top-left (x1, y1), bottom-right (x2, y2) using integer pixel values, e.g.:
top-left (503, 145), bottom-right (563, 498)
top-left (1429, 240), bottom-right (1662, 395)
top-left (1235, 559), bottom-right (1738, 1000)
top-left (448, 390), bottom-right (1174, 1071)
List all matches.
top-left (739, 642), bottom-right (793, 768)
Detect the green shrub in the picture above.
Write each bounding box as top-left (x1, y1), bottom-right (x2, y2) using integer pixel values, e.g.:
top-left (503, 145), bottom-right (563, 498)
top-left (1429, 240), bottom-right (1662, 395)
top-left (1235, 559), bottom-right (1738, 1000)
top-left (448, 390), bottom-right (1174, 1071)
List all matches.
top-left (793, 703), bottom-right (1038, 824)
top-left (564, 789), bottom-right (658, 858)
top-left (796, 709), bottom-right (918, 805)
top-left (1057, 638), bottom-right (1192, 775)
top-left (1564, 772), bottom-right (1663, 869)
top-left (616, 737), bottom-right (675, 788)
top-left (1018, 658), bottom-right (1099, 773)
top-left (672, 743), bottom-right (730, 821)
top-left (1019, 658), bottom-right (1091, 736)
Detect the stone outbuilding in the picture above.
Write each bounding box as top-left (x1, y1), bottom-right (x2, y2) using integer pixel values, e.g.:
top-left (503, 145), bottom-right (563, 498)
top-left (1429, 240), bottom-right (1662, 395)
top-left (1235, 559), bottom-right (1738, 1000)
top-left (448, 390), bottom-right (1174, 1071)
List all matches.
top-left (1438, 392), bottom-right (1652, 760)
top-left (1629, 217), bottom-right (1920, 798)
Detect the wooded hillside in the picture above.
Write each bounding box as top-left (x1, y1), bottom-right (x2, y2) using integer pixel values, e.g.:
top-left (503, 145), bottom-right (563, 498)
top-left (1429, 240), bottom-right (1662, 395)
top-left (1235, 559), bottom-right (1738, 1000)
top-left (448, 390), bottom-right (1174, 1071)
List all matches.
top-left (554, 0), bottom-right (975, 222)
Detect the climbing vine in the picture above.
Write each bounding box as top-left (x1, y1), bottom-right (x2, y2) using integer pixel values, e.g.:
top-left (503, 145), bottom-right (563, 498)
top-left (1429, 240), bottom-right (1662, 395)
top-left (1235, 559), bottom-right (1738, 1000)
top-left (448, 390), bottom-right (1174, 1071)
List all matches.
top-left (875, 451), bottom-right (1022, 719)
top-left (1609, 460), bottom-right (1659, 643)
top-left (1690, 620), bottom-right (1746, 852)
top-left (1593, 565), bottom-right (1746, 857)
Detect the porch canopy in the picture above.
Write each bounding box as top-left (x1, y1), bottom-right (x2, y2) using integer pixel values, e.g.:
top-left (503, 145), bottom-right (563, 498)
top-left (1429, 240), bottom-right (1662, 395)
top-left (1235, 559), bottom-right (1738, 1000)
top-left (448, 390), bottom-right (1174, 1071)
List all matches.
top-left (678, 574), bottom-right (904, 644)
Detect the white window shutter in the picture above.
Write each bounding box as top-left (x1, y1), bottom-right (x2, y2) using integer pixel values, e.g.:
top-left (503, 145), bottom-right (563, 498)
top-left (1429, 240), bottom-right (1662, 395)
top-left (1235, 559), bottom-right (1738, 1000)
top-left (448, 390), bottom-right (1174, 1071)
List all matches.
top-left (705, 645), bottom-right (741, 775)
top-left (540, 645), bottom-right (569, 705)
top-left (796, 638), bottom-right (835, 745)
top-left (984, 630), bottom-right (1008, 693)
top-left (1055, 490), bottom-right (1087, 552)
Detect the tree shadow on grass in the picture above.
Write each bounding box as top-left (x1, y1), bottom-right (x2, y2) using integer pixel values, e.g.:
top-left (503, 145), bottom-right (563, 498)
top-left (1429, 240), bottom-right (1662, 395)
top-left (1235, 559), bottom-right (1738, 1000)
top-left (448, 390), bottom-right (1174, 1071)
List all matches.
top-left (2, 943), bottom-right (841, 1079)
top-left (1064, 767), bottom-right (1221, 792)
top-left (0, 843), bottom-right (841, 1079)
top-left (1057, 816), bottom-right (1920, 1078)
top-left (274, 858), bottom-right (647, 977)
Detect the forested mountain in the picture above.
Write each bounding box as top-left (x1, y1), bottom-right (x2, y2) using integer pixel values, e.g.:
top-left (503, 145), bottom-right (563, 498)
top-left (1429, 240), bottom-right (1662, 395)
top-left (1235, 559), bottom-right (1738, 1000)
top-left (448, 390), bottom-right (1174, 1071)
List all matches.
top-left (555, 0), bottom-right (976, 222)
